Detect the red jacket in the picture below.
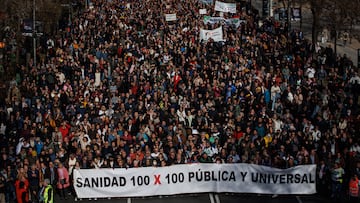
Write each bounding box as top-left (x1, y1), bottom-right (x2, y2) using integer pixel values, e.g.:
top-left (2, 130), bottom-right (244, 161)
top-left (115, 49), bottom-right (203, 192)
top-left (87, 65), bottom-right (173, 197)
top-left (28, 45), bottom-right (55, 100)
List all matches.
top-left (349, 177), bottom-right (359, 197)
top-left (59, 123), bottom-right (71, 141)
top-left (15, 179), bottom-right (29, 203)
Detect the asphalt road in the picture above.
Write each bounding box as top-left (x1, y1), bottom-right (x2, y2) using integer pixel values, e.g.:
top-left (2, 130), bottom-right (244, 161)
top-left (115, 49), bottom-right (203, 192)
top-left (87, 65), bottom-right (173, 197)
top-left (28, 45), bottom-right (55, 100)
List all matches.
top-left (54, 193), bottom-right (349, 203)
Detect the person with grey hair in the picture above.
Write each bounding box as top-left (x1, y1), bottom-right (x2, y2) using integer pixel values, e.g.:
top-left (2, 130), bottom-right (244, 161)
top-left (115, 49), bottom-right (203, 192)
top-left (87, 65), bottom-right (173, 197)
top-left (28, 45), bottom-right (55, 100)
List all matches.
top-left (40, 179), bottom-right (53, 203)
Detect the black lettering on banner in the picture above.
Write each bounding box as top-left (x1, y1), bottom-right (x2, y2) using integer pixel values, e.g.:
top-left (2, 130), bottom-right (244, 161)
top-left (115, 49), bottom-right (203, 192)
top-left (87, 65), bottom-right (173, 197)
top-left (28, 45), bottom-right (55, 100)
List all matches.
top-left (251, 172), bottom-right (314, 184)
top-left (309, 173), bottom-right (315, 183)
top-left (112, 177), bottom-right (119, 186)
top-left (165, 173), bottom-right (185, 184)
top-left (84, 178), bottom-right (91, 187)
top-left (204, 171), bottom-right (211, 181)
top-left (213, 171), bottom-right (219, 181)
top-left (76, 178), bottom-right (82, 187)
top-left (196, 169), bottom-right (203, 181)
top-left (179, 173), bottom-right (184, 182)
top-left (119, 177), bottom-right (126, 186)
top-left (222, 171), bottom-right (228, 181)
top-left (228, 171), bottom-right (236, 181)
top-left (189, 170), bottom-right (236, 182)
top-left (131, 176), bottom-right (150, 186)
top-left (92, 177), bottom-right (99, 187)
top-left (272, 174), bottom-right (278, 183)
top-left (287, 174), bottom-right (294, 183)
top-left (280, 174), bottom-right (286, 184)
top-left (104, 177), bottom-right (111, 187)
top-left (259, 173), bottom-right (266, 183)
top-left (239, 172), bottom-right (247, 182)
top-left (189, 172), bottom-right (194, 182)
top-left (251, 172), bottom-right (257, 182)
top-left (301, 174), bottom-right (308, 183)
top-left (77, 177), bottom-right (127, 188)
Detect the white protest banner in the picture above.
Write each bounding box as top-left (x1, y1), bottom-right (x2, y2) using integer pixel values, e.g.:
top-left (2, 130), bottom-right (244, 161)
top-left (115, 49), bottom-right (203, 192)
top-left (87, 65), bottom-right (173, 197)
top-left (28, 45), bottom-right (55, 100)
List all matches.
top-left (200, 0), bottom-right (213, 4)
top-left (214, 1), bottom-right (237, 13)
top-left (165, 13), bottom-right (177, 21)
top-left (199, 9), bottom-right (207, 15)
top-left (200, 26), bottom-right (224, 42)
top-left (203, 16), bottom-right (224, 25)
top-left (224, 18), bottom-right (245, 28)
top-left (74, 163), bottom-right (316, 198)
top-left (203, 16), bottom-right (245, 28)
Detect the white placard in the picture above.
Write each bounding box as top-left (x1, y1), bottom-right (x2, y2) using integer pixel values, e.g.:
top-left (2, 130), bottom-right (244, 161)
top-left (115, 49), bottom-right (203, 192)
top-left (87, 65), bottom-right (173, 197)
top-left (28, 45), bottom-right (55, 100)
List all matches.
top-left (165, 13), bottom-right (177, 21)
top-left (203, 16), bottom-right (245, 28)
top-left (200, 26), bottom-right (224, 42)
top-left (199, 9), bottom-right (207, 15)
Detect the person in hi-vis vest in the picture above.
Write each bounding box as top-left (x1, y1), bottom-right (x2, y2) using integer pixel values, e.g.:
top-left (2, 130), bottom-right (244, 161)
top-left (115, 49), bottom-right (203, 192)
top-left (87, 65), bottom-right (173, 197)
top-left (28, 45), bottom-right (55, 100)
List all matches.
top-left (330, 162), bottom-right (345, 200)
top-left (43, 179), bottom-right (53, 203)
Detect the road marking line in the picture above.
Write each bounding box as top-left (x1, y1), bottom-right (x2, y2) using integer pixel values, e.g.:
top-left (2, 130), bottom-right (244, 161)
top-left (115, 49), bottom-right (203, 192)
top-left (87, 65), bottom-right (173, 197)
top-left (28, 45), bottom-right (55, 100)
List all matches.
top-left (209, 193), bottom-right (215, 203)
top-left (214, 194), bottom-right (220, 203)
top-left (127, 197), bottom-right (132, 203)
top-left (296, 196), bottom-right (303, 203)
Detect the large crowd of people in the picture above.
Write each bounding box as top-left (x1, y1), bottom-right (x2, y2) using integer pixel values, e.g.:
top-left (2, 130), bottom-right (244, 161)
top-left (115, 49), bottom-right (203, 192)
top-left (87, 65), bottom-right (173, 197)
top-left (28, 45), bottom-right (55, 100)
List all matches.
top-left (0, 0), bottom-right (359, 202)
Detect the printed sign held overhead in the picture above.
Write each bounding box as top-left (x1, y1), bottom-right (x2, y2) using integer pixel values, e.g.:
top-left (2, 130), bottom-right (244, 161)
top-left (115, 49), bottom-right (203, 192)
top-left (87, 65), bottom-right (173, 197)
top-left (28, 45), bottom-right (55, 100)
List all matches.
top-left (199, 9), bottom-right (207, 15)
top-left (165, 13), bottom-right (177, 21)
top-left (200, 26), bottom-right (224, 42)
top-left (214, 1), bottom-right (237, 14)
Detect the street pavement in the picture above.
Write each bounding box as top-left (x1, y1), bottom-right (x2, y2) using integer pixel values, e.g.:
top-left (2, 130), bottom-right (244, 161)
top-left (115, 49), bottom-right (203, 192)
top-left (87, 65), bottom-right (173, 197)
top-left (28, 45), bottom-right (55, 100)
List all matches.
top-left (54, 193), bottom-right (343, 203)
top-left (297, 6), bottom-right (360, 65)
top-left (312, 37), bottom-right (359, 66)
